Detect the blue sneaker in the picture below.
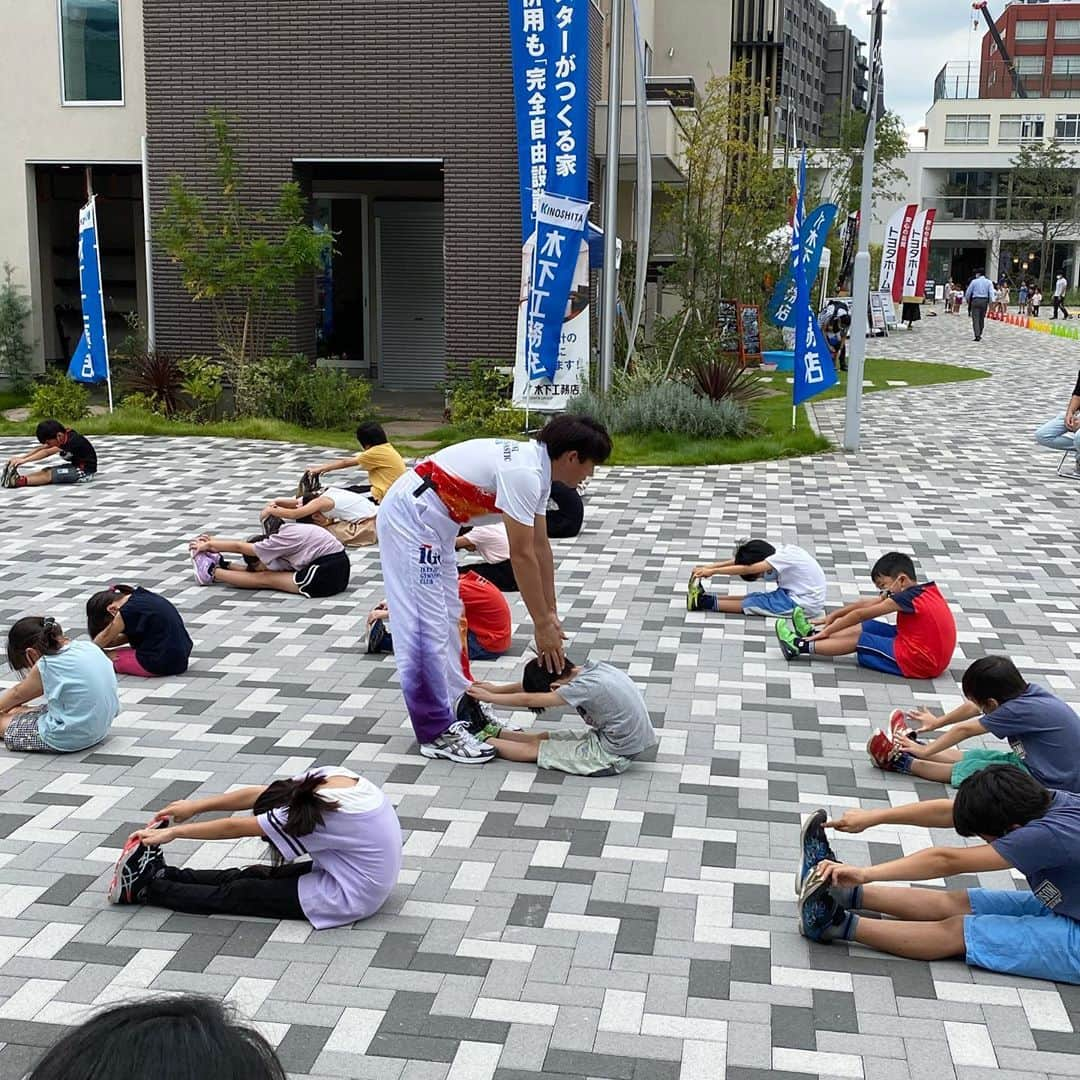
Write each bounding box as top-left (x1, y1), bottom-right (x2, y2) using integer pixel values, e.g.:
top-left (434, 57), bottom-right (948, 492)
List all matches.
top-left (797, 867), bottom-right (848, 943)
top-left (795, 809), bottom-right (836, 895)
top-left (366, 618), bottom-right (390, 655)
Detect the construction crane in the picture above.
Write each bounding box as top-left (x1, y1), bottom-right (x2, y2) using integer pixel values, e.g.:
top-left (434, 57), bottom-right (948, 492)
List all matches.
top-left (972, 2), bottom-right (1028, 98)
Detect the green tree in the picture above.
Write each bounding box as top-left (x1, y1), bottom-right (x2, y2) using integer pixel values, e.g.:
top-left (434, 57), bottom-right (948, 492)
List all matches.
top-left (1007, 139), bottom-right (1079, 287)
top-left (156, 108), bottom-right (333, 391)
top-left (820, 109), bottom-right (909, 214)
top-left (0, 262), bottom-right (34, 391)
top-left (659, 66), bottom-right (791, 347)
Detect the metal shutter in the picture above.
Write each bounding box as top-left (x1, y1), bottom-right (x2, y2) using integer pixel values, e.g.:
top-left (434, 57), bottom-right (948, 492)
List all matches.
top-left (375, 201), bottom-right (446, 390)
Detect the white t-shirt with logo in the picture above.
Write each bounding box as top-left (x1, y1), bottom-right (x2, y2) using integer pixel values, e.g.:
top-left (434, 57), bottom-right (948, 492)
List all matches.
top-left (429, 438), bottom-right (552, 526)
top-left (767, 544), bottom-right (828, 615)
top-left (324, 487), bottom-right (378, 522)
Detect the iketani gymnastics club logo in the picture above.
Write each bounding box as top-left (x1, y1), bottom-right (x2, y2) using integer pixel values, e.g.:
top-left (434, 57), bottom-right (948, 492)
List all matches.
top-left (419, 545), bottom-right (441, 566)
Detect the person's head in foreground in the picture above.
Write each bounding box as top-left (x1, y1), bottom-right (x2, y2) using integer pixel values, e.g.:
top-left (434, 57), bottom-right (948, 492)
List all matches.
top-left (27, 994), bottom-right (285, 1080)
top-left (733, 539), bottom-right (776, 581)
top-left (960, 655), bottom-right (1027, 715)
top-left (522, 655), bottom-right (577, 713)
top-left (953, 763), bottom-right (1053, 842)
top-left (6, 615), bottom-right (66, 675)
top-left (536, 415), bottom-right (612, 489)
top-left (869, 551), bottom-right (917, 596)
top-left (356, 421), bottom-right (388, 449)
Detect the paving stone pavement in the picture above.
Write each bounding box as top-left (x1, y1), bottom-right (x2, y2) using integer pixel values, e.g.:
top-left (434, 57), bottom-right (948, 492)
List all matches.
top-left (0, 309), bottom-right (1077, 1079)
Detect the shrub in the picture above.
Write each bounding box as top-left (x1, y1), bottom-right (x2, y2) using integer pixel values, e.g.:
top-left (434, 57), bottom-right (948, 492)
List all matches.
top-left (569, 381), bottom-right (750, 440)
top-left (119, 391), bottom-right (165, 415)
top-left (239, 352), bottom-right (372, 428)
top-left (302, 367), bottom-right (372, 429)
top-left (0, 262), bottom-right (33, 391)
top-left (448, 361), bottom-right (526, 435)
top-left (687, 355), bottom-right (768, 406)
top-left (118, 351), bottom-right (183, 416)
top-left (29, 370), bottom-right (90, 422)
top-left (178, 355), bottom-right (224, 422)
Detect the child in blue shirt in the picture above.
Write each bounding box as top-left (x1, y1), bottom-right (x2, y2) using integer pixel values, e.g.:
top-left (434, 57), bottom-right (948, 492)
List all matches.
top-left (868, 656), bottom-right (1080, 791)
top-left (0, 616), bottom-right (119, 752)
top-left (799, 765), bottom-right (1080, 985)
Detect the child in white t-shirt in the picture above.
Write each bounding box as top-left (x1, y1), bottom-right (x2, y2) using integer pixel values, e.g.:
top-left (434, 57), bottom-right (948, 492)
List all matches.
top-left (687, 539), bottom-right (827, 618)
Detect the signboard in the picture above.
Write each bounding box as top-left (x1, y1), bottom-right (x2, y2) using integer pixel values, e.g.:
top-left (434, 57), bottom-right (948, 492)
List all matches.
top-left (924, 279), bottom-right (936, 304)
top-left (878, 290), bottom-right (899, 328)
top-left (738, 304), bottom-right (763, 365)
top-left (869, 290), bottom-right (889, 334)
top-left (717, 299), bottom-right (739, 352)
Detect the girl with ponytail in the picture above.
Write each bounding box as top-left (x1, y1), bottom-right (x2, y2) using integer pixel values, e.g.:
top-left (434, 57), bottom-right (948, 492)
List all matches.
top-left (0, 616), bottom-right (119, 753)
top-left (110, 767), bottom-right (402, 928)
top-left (86, 584), bottom-right (193, 677)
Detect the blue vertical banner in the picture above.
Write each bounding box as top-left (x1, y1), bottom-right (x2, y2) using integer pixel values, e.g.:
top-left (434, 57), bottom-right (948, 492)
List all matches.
top-left (767, 202), bottom-right (839, 327)
top-left (509, 0), bottom-right (590, 384)
top-left (791, 153), bottom-right (839, 407)
top-left (67, 197), bottom-right (112, 394)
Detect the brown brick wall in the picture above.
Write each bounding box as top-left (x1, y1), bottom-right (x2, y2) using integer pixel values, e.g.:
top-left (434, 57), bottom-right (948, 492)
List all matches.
top-left (143, 1), bottom-right (603, 379)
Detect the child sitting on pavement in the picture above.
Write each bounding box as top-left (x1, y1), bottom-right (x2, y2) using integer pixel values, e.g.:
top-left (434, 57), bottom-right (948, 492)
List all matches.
top-left (3, 420), bottom-right (97, 488)
top-left (467, 657), bottom-right (656, 777)
top-left (687, 538), bottom-right (827, 617)
top-left (775, 551), bottom-right (956, 680)
top-left (868, 655), bottom-right (1080, 790)
top-left (302, 422), bottom-right (406, 503)
top-left (796, 765), bottom-right (1080, 985)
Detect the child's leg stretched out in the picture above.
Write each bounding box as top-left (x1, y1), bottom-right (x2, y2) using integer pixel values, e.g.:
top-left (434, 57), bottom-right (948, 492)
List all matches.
top-left (142, 861), bottom-right (311, 919)
top-left (0, 706), bottom-right (54, 753)
top-left (486, 730), bottom-right (548, 763)
top-left (211, 567), bottom-right (303, 594)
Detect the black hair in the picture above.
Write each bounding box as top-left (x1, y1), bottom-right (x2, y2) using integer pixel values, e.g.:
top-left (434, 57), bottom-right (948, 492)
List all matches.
top-left (356, 421), bottom-right (388, 448)
top-left (252, 773), bottom-right (340, 860)
top-left (953, 765), bottom-right (1053, 840)
top-left (35, 419), bottom-right (65, 443)
top-left (733, 539), bottom-right (776, 582)
top-left (536, 414), bottom-right (612, 465)
top-left (961, 656), bottom-right (1027, 708)
top-left (261, 515), bottom-right (285, 537)
top-left (870, 551), bottom-right (917, 582)
top-left (26, 994), bottom-right (286, 1080)
top-left (546, 481), bottom-right (585, 539)
top-left (7, 616), bottom-right (64, 674)
top-left (521, 656), bottom-right (577, 714)
top-left (86, 584), bottom-right (136, 639)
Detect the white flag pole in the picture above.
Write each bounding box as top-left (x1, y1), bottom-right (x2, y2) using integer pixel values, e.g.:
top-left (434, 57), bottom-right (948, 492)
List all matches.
top-left (90, 196), bottom-right (114, 413)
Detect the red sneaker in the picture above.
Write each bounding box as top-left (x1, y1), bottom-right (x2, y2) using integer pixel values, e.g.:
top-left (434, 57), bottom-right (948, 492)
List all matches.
top-left (866, 729), bottom-right (901, 770)
top-left (888, 709), bottom-right (911, 741)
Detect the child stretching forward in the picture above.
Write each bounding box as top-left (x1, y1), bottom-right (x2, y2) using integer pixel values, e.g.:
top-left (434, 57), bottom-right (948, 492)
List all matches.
top-left (869, 655), bottom-right (1080, 791)
top-left (2, 420), bottom-right (97, 488)
top-left (109, 766), bottom-right (402, 927)
top-left (0, 616), bottom-right (118, 752)
top-left (776, 551), bottom-right (956, 680)
top-left (86, 584), bottom-right (193, 677)
top-left (687, 538), bottom-right (827, 617)
top-left (468, 657), bottom-right (656, 776)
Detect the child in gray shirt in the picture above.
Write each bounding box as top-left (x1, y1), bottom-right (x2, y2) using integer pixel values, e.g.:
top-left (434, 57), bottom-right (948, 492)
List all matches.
top-left (469, 658), bottom-right (656, 776)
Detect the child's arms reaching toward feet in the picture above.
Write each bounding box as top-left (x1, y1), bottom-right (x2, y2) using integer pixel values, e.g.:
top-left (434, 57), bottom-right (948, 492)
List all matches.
top-left (131, 816), bottom-right (267, 846)
top-left (191, 536), bottom-right (259, 558)
top-left (816, 843), bottom-right (1011, 888)
top-left (827, 798), bottom-right (956, 833)
top-left (469, 680), bottom-right (524, 695)
top-left (811, 597), bottom-right (898, 639)
top-left (305, 457), bottom-right (358, 477)
top-left (468, 684), bottom-right (566, 710)
top-left (7, 445), bottom-right (58, 468)
top-left (906, 701), bottom-right (982, 734)
top-left (691, 560), bottom-right (770, 579)
top-left (894, 719), bottom-right (988, 759)
top-left (264, 496), bottom-right (333, 521)
top-left (153, 787), bottom-right (269, 824)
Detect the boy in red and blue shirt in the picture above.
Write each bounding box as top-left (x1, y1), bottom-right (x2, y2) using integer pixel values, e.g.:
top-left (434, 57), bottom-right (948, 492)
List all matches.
top-left (776, 551), bottom-right (956, 680)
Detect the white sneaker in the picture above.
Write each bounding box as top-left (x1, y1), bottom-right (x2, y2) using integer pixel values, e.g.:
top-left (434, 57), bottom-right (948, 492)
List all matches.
top-left (419, 720), bottom-right (495, 763)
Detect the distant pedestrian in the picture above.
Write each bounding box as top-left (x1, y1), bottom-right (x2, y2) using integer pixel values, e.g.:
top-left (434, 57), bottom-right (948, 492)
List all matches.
top-left (964, 270), bottom-right (993, 341)
top-left (1031, 287), bottom-right (1043, 317)
top-left (1018, 281), bottom-right (1029, 315)
top-left (1053, 272), bottom-right (1071, 319)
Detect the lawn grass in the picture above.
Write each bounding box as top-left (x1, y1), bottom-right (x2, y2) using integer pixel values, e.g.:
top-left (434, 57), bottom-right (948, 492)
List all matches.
top-left (0, 355), bottom-right (988, 467)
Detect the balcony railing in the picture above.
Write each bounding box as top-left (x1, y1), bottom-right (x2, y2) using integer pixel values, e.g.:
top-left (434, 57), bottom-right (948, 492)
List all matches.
top-left (933, 59), bottom-right (1080, 101)
top-left (924, 194), bottom-right (1080, 223)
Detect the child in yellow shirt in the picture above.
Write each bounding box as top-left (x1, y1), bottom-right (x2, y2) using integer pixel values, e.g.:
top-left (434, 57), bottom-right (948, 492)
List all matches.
top-left (304, 422), bottom-right (406, 502)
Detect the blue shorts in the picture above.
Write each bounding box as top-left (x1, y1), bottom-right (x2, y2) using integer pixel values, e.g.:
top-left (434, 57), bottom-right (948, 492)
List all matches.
top-left (741, 588), bottom-right (797, 617)
top-left (856, 620), bottom-right (903, 677)
top-left (965, 888), bottom-right (1080, 984)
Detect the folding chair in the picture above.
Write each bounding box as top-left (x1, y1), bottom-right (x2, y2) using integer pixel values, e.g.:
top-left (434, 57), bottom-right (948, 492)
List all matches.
top-left (1056, 451), bottom-right (1078, 478)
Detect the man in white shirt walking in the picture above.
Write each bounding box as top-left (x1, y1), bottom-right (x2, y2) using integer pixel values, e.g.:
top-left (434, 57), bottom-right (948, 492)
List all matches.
top-left (1053, 272), bottom-right (1071, 320)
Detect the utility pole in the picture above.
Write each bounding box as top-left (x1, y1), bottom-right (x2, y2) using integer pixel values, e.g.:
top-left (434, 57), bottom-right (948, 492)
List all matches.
top-left (599, 0), bottom-right (624, 394)
top-left (843, 0), bottom-right (884, 452)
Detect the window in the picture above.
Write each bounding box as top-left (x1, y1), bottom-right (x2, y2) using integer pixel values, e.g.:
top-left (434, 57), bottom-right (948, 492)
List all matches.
top-left (1014, 55), bottom-right (1044, 75)
top-left (1015, 19), bottom-right (1048, 40)
top-left (1053, 55), bottom-right (1080, 76)
top-left (999, 113), bottom-right (1046, 142)
top-left (1056, 19), bottom-right (1080, 40)
top-left (58, 0), bottom-right (122, 103)
top-left (945, 114), bottom-right (991, 143)
top-left (1055, 113), bottom-right (1080, 140)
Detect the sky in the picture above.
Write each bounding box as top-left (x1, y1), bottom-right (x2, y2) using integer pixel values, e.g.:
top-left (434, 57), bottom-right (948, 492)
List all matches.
top-left (830, 0), bottom-right (987, 142)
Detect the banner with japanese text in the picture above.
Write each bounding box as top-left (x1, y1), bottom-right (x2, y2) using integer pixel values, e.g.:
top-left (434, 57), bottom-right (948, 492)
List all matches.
top-left (67, 197), bottom-right (110, 385)
top-left (767, 202), bottom-right (839, 327)
top-left (513, 236), bottom-right (589, 411)
top-left (878, 203), bottom-right (917, 301)
top-left (791, 153), bottom-right (839, 407)
top-left (900, 209), bottom-right (936, 304)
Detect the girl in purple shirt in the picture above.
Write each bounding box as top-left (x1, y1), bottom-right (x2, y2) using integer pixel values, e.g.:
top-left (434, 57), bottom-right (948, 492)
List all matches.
top-left (189, 514), bottom-right (351, 598)
top-left (108, 766), bottom-right (403, 928)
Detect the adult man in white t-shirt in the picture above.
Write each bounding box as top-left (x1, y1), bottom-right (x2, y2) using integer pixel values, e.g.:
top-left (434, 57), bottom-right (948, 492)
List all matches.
top-left (377, 414), bottom-right (612, 763)
top-left (1053, 273), bottom-right (1071, 320)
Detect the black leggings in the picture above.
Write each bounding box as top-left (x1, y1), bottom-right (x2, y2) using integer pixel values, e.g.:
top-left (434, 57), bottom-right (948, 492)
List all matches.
top-left (145, 862), bottom-right (310, 920)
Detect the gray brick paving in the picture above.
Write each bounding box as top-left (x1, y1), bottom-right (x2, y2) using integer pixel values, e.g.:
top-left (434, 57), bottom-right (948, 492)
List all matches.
top-left (0, 310), bottom-right (1076, 1077)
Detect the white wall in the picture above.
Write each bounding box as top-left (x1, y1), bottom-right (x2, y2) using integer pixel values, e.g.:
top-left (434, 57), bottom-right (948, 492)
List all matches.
top-left (0, 0), bottom-right (145, 369)
top-left (654, 0), bottom-right (733, 92)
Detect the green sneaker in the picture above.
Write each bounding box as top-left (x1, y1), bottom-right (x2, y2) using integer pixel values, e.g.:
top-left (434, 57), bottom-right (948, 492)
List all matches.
top-left (687, 575), bottom-right (705, 612)
top-left (791, 607), bottom-right (815, 638)
top-left (775, 619), bottom-right (803, 660)
top-left (478, 722), bottom-right (504, 741)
